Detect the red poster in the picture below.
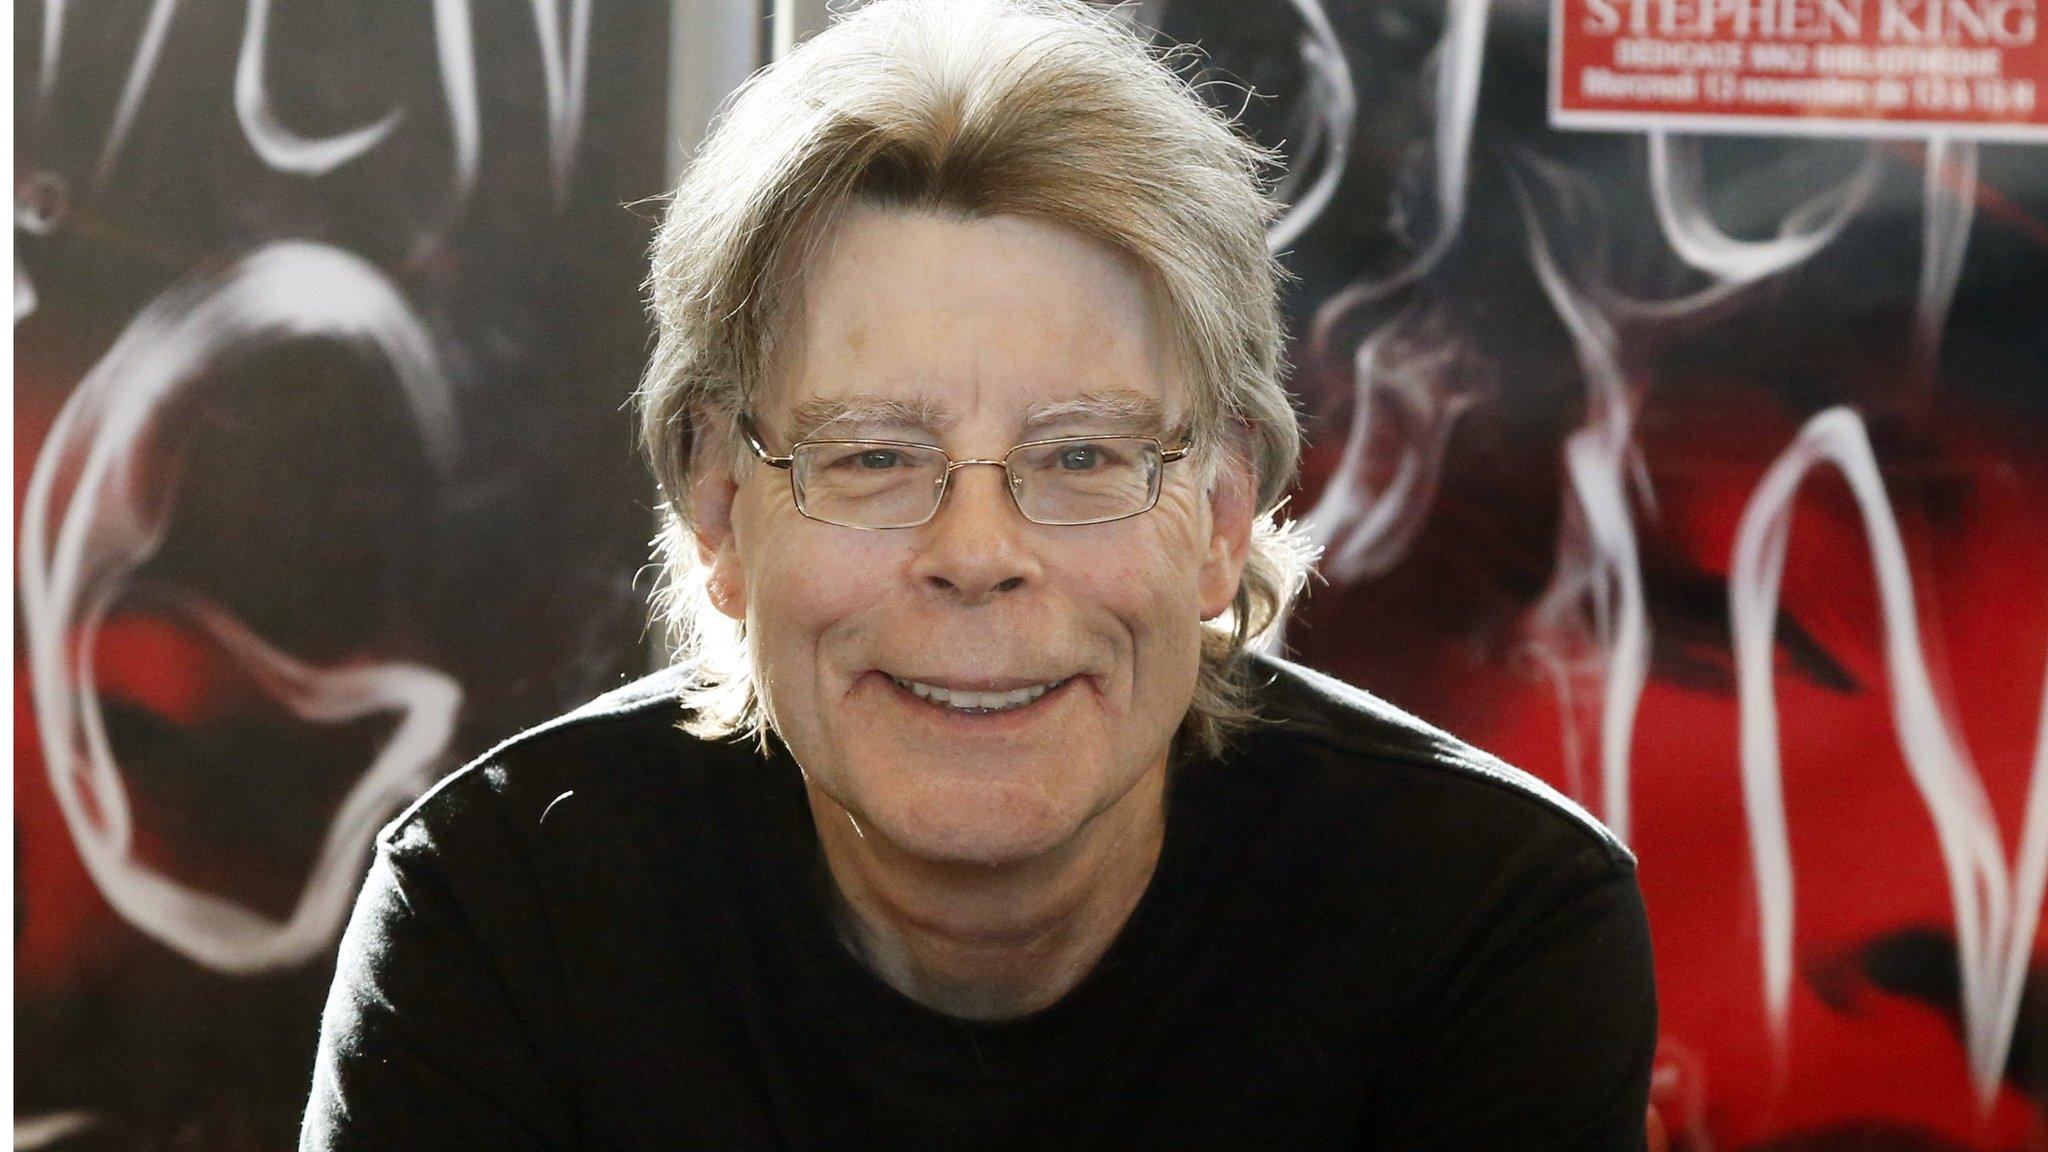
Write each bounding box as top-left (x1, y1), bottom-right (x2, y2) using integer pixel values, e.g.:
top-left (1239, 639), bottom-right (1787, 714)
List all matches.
top-left (1552, 0), bottom-right (2048, 138)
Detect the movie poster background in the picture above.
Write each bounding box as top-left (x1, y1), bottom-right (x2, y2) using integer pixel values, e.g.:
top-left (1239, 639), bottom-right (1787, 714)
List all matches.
top-left (13, 1), bottom-right (2048, 1150)
top-left (1156, 0), bottom-right (2048, 1147)
top-left (15, 1), bottom-right (668, 1146)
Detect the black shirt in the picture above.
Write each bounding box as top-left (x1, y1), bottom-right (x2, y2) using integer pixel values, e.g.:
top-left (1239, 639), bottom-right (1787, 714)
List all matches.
top-left (302, 656), bottom-right (1656, 1150)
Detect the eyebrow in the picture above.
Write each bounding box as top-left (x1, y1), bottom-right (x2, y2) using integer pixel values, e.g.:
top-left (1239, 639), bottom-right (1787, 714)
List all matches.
top-left (783, 389), bottom-right (1172, 443)
top-left (1021, 390), bottom-right (1168, 436)
top-left (787, 396), bottom-right (947, 442)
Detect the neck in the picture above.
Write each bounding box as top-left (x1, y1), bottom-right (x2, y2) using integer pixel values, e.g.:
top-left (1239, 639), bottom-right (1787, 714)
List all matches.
top-left (805, 766), bottom-right (1167, 1021)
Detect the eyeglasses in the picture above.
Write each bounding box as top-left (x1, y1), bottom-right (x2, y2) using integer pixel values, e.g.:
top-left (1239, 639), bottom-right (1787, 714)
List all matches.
top-left (740, 416), bottom-right (1192, 529)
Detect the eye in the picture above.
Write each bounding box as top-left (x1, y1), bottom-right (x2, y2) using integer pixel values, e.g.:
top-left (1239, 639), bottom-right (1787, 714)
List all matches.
top-left (857, 449), bottom-right (901, 470)
top-left (1057, 444), bottom-right (1103, 471)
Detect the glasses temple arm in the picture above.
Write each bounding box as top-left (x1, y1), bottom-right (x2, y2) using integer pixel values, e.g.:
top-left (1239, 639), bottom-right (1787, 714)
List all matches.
top-left (739, 416), bottom-right (796, 469)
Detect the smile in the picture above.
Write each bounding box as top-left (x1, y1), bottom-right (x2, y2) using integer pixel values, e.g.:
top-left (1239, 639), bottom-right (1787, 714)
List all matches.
top-left (886, 675), bottom-right (1073, 714)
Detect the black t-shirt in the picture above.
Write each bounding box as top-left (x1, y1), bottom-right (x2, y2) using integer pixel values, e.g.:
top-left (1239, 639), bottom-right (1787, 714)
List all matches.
top-left (302, 656), bottom-right (1656, 1151)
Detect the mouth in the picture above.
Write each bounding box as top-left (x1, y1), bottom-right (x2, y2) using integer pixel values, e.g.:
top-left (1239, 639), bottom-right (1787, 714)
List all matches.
top-left (885, 674), bottom-right (1076, 715)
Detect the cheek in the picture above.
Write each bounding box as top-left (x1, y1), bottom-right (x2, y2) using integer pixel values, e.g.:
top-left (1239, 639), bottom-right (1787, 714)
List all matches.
top-left (1129, 500), bottom-right (1217, 677)
top-left (1059, 521), bottom-right (1209, 661)
top-left (741, 484), bottom-right (850, 602)
top-left (740, 512), bottom-right (902, 680)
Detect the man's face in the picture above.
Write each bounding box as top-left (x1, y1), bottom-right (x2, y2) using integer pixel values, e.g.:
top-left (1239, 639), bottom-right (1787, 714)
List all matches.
top-left (696, 205), bottom-right (1250, 867)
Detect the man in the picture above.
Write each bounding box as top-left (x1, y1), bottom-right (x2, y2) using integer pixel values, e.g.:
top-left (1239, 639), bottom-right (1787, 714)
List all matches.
top-left (302, 1), bottom-right (1657, 1148)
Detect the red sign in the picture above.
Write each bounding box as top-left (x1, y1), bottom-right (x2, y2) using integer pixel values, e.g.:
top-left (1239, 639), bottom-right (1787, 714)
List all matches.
top-left (1551, 0), bottom-right (2048, 139)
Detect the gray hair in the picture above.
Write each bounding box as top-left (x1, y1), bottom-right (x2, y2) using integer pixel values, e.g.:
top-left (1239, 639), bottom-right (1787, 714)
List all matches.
top-left (637, 0), bottom-right (1316, 760)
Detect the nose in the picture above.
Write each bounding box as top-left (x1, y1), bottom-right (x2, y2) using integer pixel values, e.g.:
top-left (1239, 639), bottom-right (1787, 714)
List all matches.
top-left (906, 462), bottom-right (1042, 604)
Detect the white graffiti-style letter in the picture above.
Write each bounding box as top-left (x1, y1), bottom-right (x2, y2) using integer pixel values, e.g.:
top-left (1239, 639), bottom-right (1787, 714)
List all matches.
top-left (1642, 131), bottom-right (1877, 319)
top-left (434, 0), bottom-right (482, 202)
top-left (1917, 134), bottom-right (1979, 360)
top-left (39, 0), bottom-right (67, 102)
top-left (19, 241), bottom-right (464, 974)
top-left (235, 0), bottom-right (403, 174)
top-left (92, 0), bottom-right (181, 188)
top-left (1264, 0), bottom-right (1355, 253)
top-left (1731, 406), bottom-right (2048, 1109)
top-left (1311, 0), bottom-right (1488, 309)
top-left (531, 0), bottom-right (591, 205)
top-left (1284, 0), bottom-right (1489, 593)
top-left (1515, 172), bottom-right (1654, 845)
top-left (1301, 305), bottom-right (1479, 583)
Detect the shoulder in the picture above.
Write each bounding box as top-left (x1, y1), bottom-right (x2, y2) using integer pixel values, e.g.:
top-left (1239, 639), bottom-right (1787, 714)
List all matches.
top-left (1238, 654), bottom-right (1633, 869)
top-left (375, 664), bottom-right (713, 859)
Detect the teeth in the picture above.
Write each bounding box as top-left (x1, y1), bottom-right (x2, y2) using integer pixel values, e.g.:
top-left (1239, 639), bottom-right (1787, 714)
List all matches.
top-left (889, 676), bottom-right (1064, 713)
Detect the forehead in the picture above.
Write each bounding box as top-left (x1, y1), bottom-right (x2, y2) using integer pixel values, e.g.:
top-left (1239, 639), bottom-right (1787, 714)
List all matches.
top-left (768, 206), bottom-right (1181, 435)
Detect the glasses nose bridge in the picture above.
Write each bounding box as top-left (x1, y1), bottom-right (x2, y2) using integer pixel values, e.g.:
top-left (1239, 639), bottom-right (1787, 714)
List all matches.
top-left (934, 454), bottom-right (1024, 518)
top-left (940, 455), bottom-right (1010, 476)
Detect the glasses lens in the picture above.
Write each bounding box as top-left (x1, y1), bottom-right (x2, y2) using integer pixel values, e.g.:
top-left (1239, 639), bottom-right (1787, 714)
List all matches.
top-left (792, 441), bottom-right (948, 528)
top-left (1007, 437), bottom-right (1162, 525)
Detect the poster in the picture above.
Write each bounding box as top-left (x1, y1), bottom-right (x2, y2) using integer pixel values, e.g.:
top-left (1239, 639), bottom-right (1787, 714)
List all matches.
top-left (1552, 0), bottom-right (2048, 139)
top-left (1155, 0), bottom-right (2048, 1146)
top-left (14, 1), bottom-right (668, 1145)
top-left (12, 0), bottom-right (2047, 1149)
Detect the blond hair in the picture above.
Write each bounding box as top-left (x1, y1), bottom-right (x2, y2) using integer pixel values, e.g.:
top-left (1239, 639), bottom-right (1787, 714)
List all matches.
top-left (638, 0), bottom-right (1316, 759)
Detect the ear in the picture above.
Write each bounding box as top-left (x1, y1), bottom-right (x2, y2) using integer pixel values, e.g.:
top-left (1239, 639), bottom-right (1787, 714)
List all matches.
top-left (691, 464), bottom-right (749, 622)
top-left (1198, 454), bottom-right (1255, 622)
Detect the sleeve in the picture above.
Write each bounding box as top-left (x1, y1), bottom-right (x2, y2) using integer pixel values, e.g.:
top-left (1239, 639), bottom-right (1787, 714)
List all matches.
top-left (1368, 849), bottom-right (1659, 1152)
top-left (301, 835), bottom-right (578, 1152)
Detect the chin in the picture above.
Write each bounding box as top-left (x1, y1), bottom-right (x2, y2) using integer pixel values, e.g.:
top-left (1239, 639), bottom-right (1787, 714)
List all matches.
top-left (860, 776), bottom-right (1094, 867)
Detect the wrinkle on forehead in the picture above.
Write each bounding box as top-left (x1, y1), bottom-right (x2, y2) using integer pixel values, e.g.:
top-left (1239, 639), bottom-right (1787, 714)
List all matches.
top-left (761, 207), bottom-right (1184, 426)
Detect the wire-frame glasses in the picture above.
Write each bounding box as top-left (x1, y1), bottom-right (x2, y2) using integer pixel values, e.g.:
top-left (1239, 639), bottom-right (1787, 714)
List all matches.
top-left (740, 416), bottom-right (1192, 529)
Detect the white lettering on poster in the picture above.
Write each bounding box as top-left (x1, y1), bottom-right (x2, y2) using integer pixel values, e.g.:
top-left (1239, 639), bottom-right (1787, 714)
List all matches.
top-left (1581, 0), bottom-right (2037, 42)
top-left (1562, 0), bottom-right (2045, 131)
